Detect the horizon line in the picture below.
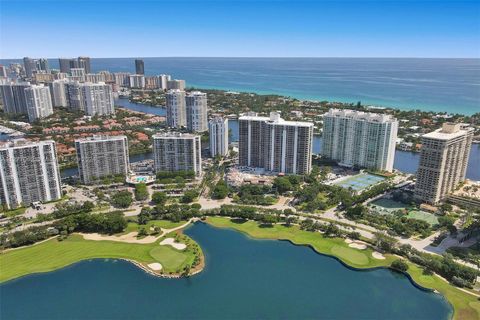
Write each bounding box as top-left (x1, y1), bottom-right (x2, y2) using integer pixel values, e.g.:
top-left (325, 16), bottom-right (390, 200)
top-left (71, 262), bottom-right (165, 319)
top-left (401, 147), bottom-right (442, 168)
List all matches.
top-left (1, 56), bottom-right (480, 60)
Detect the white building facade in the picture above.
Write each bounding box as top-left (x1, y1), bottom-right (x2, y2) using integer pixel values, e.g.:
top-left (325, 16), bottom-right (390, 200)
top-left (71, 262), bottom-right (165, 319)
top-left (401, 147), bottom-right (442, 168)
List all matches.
top-left (321, 109), bottom-right (398, 172)
top-left (239, 112), bottom-right (314, 175)
top-left (82, 82), bottom-right (114, 116)
top-left (209, 117), bottom-right (229, 157)
top-left (153, 133), bottom-right (202, 175)
top-left (24, 84), bottom-right (53, 122)
top-left (166, 89), bottom-right (187, 128)
top-left (0, 140), bottom-right (62, 209)
top-left (186, 91), bottom-right (208, 132)
top-left (75, 135), bottom-right (130, 184)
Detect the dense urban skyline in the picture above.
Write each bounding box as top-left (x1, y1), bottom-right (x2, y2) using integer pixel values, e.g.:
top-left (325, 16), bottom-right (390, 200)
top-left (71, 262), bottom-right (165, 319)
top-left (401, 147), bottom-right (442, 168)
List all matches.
top-left (1, 0), bottom-right (479, 58)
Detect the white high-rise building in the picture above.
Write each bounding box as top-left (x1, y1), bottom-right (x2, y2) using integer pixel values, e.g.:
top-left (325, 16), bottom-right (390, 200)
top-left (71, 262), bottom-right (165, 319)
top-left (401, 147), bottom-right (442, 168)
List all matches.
top-left (159, 74), bottom-right (171, 90)
top-left (321, 109), bottom-right (398, 172)
top-left (166, 89), bottom-right (186, 128)
top-left (69, 68), bottom-right (85, 82)
top-left (75, 135), bottom-right (130, 184)
top-left (24, 85), bottom-right (53, 122)
top-left (82, 82), bottom-right (114, 116)
top-left (0, 82), bottom-right (30, 114)
top-left (50, 79), bottom-right (69, 107)
top-left (239, 112), bottom-right (314, 174)
top-left (186, 91), bottom-right (208, 132)
top-left (167, 79), bottom-right (186, 90)
top-left (0, 140), bottom-right (62, 209)
top-left (153, 133), bottom-right (202, 175)
top-left (415, 123), bottom-right (474, 204)
top-left (129, 74), bottom-right (145, 89)
top-left (209, 117), bottom-right (229, 157)
top-left (114, 72), bottom-right (131, 87)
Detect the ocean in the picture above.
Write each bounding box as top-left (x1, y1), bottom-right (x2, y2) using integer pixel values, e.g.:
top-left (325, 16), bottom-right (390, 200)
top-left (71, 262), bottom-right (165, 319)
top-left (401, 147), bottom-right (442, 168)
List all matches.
top-left (1, 57), bottom-right (479, 115)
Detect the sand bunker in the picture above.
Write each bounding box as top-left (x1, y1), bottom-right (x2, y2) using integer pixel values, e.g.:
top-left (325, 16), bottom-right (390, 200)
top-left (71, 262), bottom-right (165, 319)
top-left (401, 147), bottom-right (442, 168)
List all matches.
top-left (147, 262), bottom-right (163, 271)
top-left (372, 252), bottom-right (386, 260)
top-left (160, 238), bottom-right (187, 250)
top-left (349, 242), bottom-right (367, 250)
top-left (81, 232), bottom-right (160, 244)
top-left (344, 239), bottom-right (353, 244)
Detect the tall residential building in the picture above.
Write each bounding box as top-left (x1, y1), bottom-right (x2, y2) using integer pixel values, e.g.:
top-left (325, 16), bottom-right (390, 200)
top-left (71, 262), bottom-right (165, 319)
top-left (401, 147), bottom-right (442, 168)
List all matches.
top-left (114, 72), bottom-right (131, 87)
top-left (321, 109), bottom-right (398, 172)
top-left (23, 57), bottom-right (37, 78)
top-left (129, 74), bottom-right (145, 89)
top-left (75, 135), bottom-right (129, 184)
top-left (414, 123), bottom-right (474, 204)
top-left (24, 85), bottom-right (53, 122)
top-left (82, 82), bottom-right (114, 116)
top-left (153, 133), bottom-right (202, 175)
top-left (145, 76), bottom-right (161, 90)
top-left (37, 58), bottom-right (50, 73)
top-left (0, 65), bottom-right (7, 77)
top-left (69, 68), bottom-right (85, 82)
top-left (66, 81), bottom-right (86, 112)
top-left (0, 82), bottom-right (30, 114)
top-left (85, 73), bottom-right (106, 83)
top-left (59, 58), bottom-right (75, 73)
top-left (135, 59), bottom-right (145, 75)
top-left (166, 89), bottom-right (186, 128)
top-left (209, 117), bottom-right (229, 157)
top-left (50, 80), bottom-right (69, 107)
top-left (159, 74), bottom-right (171, 90)
top-left (167, 79), bottom-right (186, 90)
top-left (0, 140), bottom-right (62, 209)
top-left (77, 56), bottom-right (91, 74)
top-left (239, 112), bottom-right (314, 175)
top-left (186, 91), bottom-right (208, 132)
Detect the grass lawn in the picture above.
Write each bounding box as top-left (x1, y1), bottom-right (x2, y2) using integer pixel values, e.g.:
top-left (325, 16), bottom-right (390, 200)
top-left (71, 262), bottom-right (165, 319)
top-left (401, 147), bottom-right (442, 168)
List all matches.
top-left (206, 216), bottom-right (480, 320)
top-left (2, 207), bottom-right (27, 218)
top-left (0, 233), bottom-right (199, 283)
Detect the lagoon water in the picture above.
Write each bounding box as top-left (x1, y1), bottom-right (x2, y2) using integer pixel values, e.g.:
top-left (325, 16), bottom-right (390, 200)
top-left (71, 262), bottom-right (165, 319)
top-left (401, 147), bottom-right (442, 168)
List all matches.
top-left (0, 223), bottom-right (452, 320)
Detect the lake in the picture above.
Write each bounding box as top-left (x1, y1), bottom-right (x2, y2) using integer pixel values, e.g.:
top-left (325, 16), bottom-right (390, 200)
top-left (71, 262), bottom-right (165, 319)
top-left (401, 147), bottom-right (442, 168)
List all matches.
top-left (0, 222), bottom-right (452, 320)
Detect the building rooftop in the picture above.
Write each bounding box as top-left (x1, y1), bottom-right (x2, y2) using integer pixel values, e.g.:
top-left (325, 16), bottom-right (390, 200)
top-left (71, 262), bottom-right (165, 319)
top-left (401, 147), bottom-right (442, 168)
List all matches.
top-left (75, 135), bottom-right (127, 143)
top-left (239, 111), bottom-right (313, 127)
top-left (153, 132), bottom-right (200, 139)
top-left (325, 108), bottom-right (397, 123)
top-left (0, 139), bottom-right (54, 149)
top-left (423, 123), bottom-right (473, 140)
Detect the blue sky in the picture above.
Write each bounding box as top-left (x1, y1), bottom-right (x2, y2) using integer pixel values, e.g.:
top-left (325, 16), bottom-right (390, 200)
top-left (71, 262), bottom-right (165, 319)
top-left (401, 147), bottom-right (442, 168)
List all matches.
top-left (0, 0), bottom-right (479, 58)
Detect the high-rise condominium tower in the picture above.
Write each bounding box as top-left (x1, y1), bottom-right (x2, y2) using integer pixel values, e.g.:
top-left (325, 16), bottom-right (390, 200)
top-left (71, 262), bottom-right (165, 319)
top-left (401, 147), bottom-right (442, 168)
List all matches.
top-left (50, 80), bottom-right (69, 107)
top-left (135, 59), bottom-right (145, 75)
top-left (82, 82), bottom-right (114, 116)
top-left (153, 133), bottom-right (202, 175)
top-left (0, 140), bottom-right (62, 209)
top-left (414, 123), bottom-right (474, 204)
top-left (186, 91), bottom-right (208, 132)
top-left (77, 56), bottom-right (91, 74)
top-left (23, 57), bottom-right (37, 78)
top-left (321, 109), bottom-right (398, 172)
top-left (167, 79), bottom-right (186, 90)
top-left (209, 117), bottom-right (229, 157)
top-left (0, 82), bottom-right (30, 114)
top-left (166, 89), bottom-right (187, 128)
top-left (24, 84), bottom-right (53, 122)
top-left (129, 74), bottom-right (145, 89)
top-left (75, 135), bottom-right (130, 184)
top-left (239, 111), bottom-right (314, 175)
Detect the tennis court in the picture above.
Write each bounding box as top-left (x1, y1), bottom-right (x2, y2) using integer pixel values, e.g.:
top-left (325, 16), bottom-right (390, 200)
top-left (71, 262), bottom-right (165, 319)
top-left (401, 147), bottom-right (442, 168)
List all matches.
top-left (407, 210), bottom-right (439, 226)
top-left (369, 198), bottom-right (408, 215)
top-left (334, 173), bottom-right (386, 192)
